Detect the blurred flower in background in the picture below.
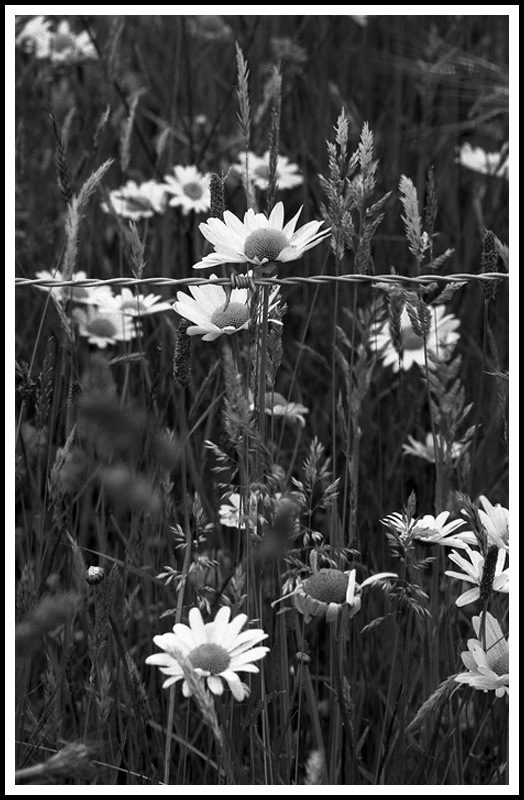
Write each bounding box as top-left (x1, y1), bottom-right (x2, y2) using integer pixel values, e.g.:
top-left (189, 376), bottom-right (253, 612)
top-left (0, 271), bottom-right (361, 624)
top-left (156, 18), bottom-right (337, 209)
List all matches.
top-left (264, 392), bottom-right (309, 427)
top-left (101, 180), bottom-right (168, 220)
top-left (370, 304), bottom-right (461, 372)
top-left (73, 306), bottom-right (139, 348)
top-left (16, 16), bottom-right (98, 64)
top-left (457, 142), bottom-right (509, 179)
top-left (218, 493), bottom-right (258, 530)
top-left (163, 165), bottom-right (211, 215)
top-left (34, 270), bottom-right (115, 308)
top-left (105, 287), bottom-right (172, 317)
top-left (234, 151), bottom-right (304, 191)
top-left (402, 431), bottom-right (471, 463)
top-left (186, 15), bottom-right (233, 43)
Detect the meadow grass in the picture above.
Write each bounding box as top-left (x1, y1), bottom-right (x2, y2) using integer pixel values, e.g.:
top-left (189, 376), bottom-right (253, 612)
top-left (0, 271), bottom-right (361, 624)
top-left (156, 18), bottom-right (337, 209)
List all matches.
top-left (14, 13), bottom-right (510, 787)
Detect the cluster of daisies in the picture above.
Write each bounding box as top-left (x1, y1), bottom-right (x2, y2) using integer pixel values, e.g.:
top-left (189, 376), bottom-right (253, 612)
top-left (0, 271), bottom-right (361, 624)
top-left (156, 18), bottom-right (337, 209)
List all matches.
top-left (146, 492), bottom-right (508, 704)
top-left (101, 152), bottom-right (304, 223)
top-left (15, 15), bottom-right (97, 64)
top-left (381, 495), bottom-right (509, 697)
top-left (34, 269), bottom-right (172, 349)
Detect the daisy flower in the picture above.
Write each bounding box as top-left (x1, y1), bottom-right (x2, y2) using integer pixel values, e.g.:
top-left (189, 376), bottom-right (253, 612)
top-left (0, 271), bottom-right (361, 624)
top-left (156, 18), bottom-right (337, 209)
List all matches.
top-left (264, 392), bottom-right (309, 428)
top-left (72, 306), bottom-right (139, 349)
top-left (145, 606), bottom-right (269, 701)
top-left (457, 143), bottom-right (509, 179)
top-left (101, 180), bottom-right (168, 221)
top-left (382, 511), bottom-right (471, 549)
top-left (234, 151), bottom-right (304, 191)
top-left (34, 270), bottom-right (115, 307)
top-left (218, 493), bottom-right (258, 530)
top-left (163, 165), bottom-right (211, 215)
top-left (104, 287), bottom-right (172, 317)
top-left (46, 19), bottom-right (97, 64)
top-left (477, 495), bottom-right (509, 551)
top-left (445, 545), bottom-right (509, 606)
top-left (192, 201), bottom-right (330, 271)
top-left (173, 278), bottom-right (250, 341)
top-left (370, 304), bottom-right (460, 372)
top-left (17, 17), bottom-right (97, 64)
top-left (274, 567), bottom-right (396, 624)
top-left (172, 275), bottom-right (280, 341)
top-left (402, 431), bottom-right (470, 463)
top-left (455, 611), bottom-right (509, 697)
top-left (186, 15), bottom-right (233, 43)
top-left (15, 15), bottom-right (52, 58)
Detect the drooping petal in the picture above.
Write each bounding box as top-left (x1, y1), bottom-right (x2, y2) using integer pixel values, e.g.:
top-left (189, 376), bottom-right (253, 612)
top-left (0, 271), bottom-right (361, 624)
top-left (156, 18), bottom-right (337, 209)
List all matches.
top-left (221, 670), bottom-right (246, 701)
top-left (206, 675), bottom-right (225, 695)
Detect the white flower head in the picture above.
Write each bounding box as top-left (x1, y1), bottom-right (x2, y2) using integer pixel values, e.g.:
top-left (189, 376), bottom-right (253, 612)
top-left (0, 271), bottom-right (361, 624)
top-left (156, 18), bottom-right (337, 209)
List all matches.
top-left (382, 510), bottom-right (470, 549)
top-left (219, 492), bottom-right (258, 530)
top-left (73, 306), bottom-right (139, 348)
top-left (192, 201), bottom-right (330, 271)
top-left (402, 431), bottom-right (470, 463)
top-left (234, 151), bottom-right (304, 191)
top-left (370, 304), bottom-right (460, 372)
top-left (163, 165), bottom-right (211, 215)
top-left (477, 495), bottom-right (509, 551)
top-left (101, 180), bottom-right (168, 220)
top-left (173, 275), bottom-right (280, 341)
top-left (264, 392), bottom-right (309, 427)
top-left (445, 545), bottom-right (509, 606)
top-left (146, 606), bottom-right (269, 701)
top-left (455, 611), bottom-right (509, 697)
top-left (34, 270), bottom-right (115, 307)
top-left (274, 567), bottom-right (396, 624)
top-left (457, 143), bottom-right (509, 179)
top-left (16, 15), bottom-right (53, 57)
top-left (48, 20), bottom-right (97, 64)
top-left (103, 287), bottom-right (172, 317)
top-left (17, 17), bottom-right (98, 64)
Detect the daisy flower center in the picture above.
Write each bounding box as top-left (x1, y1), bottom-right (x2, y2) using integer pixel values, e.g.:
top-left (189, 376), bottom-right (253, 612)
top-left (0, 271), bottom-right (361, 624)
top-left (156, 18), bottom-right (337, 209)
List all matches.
top-left (253, 164), bottom-right (271, 181)
top-left (401, 327), bottom-right (425, 351)
top-left (120, 299), bottom-right (147, 314)
top-left (491, 652), bottom-right (509, 676)
top-left (123, 197), bottom-right (154, 212)
top-left (244, 229), bottom-right (289, 262)
top-left (188, 642), bottom-right (231, 674)
top-left (210, 302), bottom-right (250, 329)
top-left (182, 181), bottom-right (204, 200)
top-left (85, 318), bottom-right (117, 338)
top-left (68, 287), bottom-right (89, 302)
top-left (52, 32), bottom-right (76, 53)
top-left (302, 568), bottom-right (349, 603)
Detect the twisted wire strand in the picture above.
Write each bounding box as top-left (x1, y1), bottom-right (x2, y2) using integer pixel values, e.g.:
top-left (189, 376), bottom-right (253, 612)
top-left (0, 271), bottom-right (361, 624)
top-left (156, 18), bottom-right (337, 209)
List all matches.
top-left (15, 272), bottom-right (508, 290)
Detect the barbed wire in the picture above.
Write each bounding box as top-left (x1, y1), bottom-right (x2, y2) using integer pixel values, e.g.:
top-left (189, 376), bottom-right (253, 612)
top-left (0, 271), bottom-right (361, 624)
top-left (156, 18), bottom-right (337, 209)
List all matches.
top-left (15, 272), bottom-right (508, 291)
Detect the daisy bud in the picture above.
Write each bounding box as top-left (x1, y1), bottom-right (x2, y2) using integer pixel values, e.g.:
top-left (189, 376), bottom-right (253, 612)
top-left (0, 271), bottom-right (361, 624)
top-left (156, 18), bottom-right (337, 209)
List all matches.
top-left (295, 651), bottom-right (311, 665)
top-left (85, 566), bottom-right (105, 585)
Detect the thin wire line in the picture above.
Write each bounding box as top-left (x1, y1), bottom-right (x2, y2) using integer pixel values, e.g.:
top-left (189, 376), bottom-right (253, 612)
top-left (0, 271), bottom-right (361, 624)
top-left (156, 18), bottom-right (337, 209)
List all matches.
top-left (15, 272), bottom-right (508, 290)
